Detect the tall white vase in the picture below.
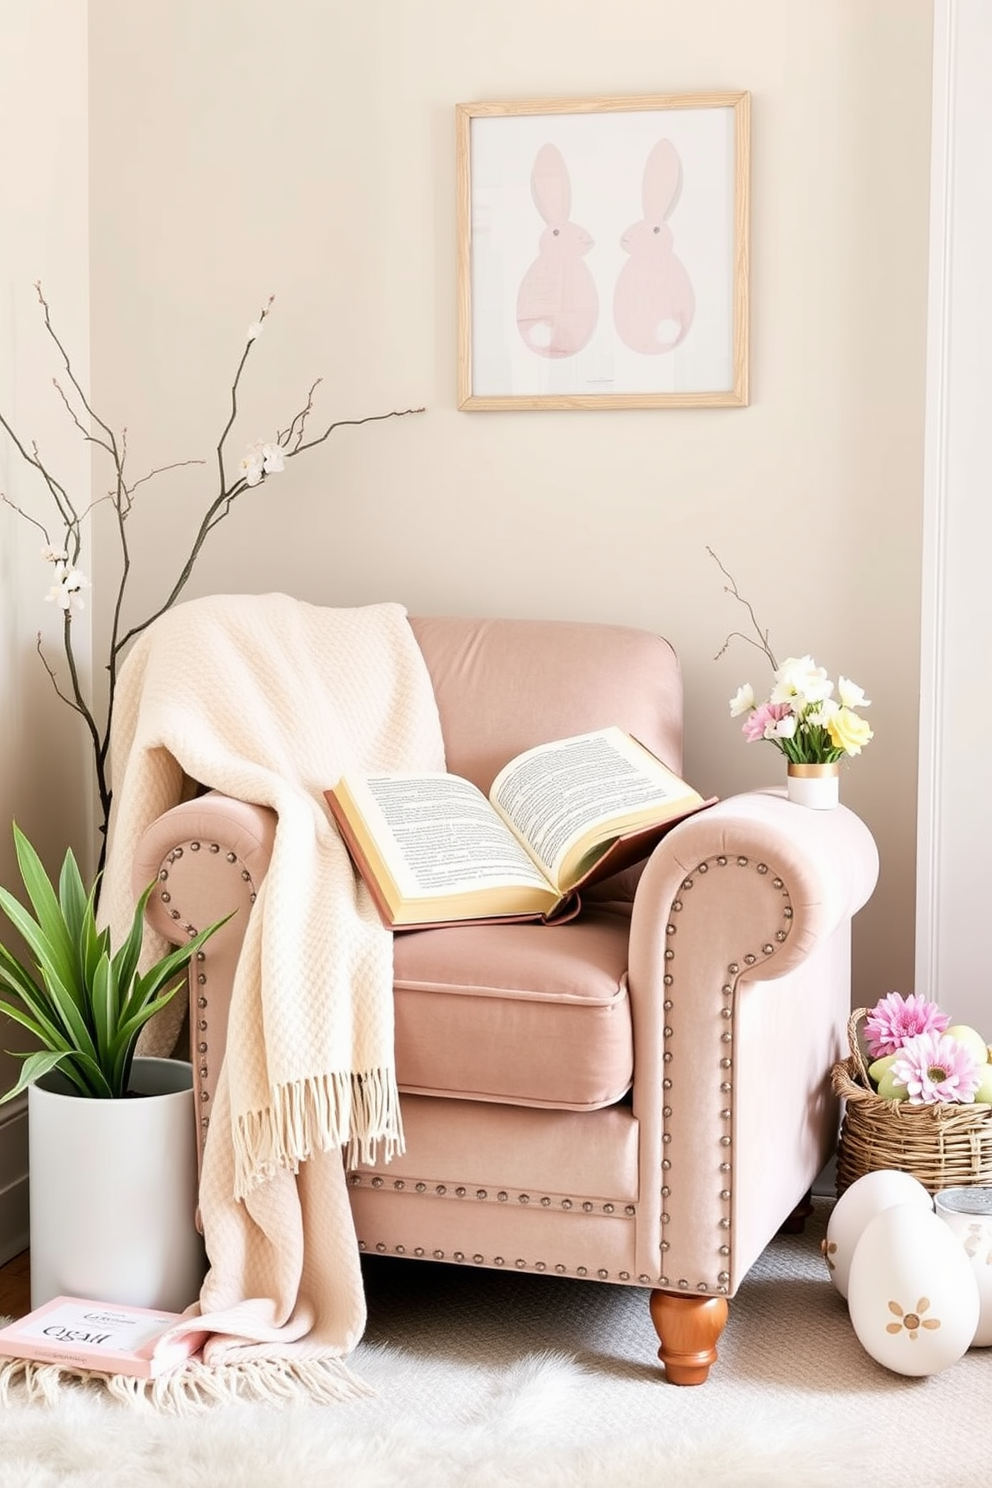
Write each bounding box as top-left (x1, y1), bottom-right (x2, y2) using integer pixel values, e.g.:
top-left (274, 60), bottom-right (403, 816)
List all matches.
top-left (27, 1056), bottom-right (206, 1312)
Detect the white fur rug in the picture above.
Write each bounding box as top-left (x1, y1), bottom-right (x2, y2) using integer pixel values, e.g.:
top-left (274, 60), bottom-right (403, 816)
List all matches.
top-left (2, 1201), bottom-right (991, 1487)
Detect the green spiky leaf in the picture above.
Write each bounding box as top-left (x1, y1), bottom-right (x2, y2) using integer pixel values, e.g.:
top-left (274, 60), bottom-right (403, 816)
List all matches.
top-left (0, 1050), bottom-right (74, 1105)
top-left (0, 823), bottom-right (231, 1101)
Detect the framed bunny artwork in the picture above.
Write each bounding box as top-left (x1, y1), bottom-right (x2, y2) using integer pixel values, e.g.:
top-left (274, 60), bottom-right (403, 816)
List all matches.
top-left (455, 92), bottom-right (749, 411)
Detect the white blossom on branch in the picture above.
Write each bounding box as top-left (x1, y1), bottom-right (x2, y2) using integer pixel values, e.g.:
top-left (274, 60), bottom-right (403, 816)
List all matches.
top-left (0, 284), bottom-right (424, 872)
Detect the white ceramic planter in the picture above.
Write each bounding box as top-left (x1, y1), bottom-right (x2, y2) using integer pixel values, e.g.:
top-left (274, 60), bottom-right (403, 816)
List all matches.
top-left (28, 1056), bottom-right (205, 1312)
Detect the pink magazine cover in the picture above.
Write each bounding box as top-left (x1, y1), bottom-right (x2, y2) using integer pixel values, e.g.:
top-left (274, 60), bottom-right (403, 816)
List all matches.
top-left (0, 1295), bottom-right (208, 1378)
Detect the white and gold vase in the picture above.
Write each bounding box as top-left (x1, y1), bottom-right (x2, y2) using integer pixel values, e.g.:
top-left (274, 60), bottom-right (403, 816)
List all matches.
top-left (786, 760), bottom-right (840, 809)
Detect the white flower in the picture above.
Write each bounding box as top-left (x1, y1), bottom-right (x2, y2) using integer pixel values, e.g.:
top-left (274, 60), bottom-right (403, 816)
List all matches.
top-left (239, 445), bottom-right (265, 487)
top-left (806, 697), bottom-right (840, 727)
top-left (261, 442), bottom-right (284, 474)
top-left (40, 543), bottom-right (67, 564)
top-left (239, 439), bottom-right (284, 486)
top-left (771, 655), bottom-right (833, 708)
top-left (729, 683), bottom-right (755, 718)
top-left (771, 714), bottom-right (797, 740)
top-left (246, 321), bottom-right (264, 342)
top-left (45, 563), bottom-right (89, 615)
top-left (838, 676), bottom-right (871, 709)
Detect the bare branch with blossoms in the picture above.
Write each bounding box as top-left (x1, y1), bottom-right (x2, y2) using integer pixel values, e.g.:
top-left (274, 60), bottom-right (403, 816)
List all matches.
top-left (1, 286), bottom-right (425, 874)
top-left (707, 545), bottom-right (778, 669)
top-left (280, 379), bottom-right (322, 453)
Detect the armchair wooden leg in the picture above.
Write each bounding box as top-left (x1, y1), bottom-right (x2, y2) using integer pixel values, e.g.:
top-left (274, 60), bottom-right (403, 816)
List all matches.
top-left (649, 1290), bottom-right (729, 1385)
top-left (778, 1187), bottom-right (815, 1235)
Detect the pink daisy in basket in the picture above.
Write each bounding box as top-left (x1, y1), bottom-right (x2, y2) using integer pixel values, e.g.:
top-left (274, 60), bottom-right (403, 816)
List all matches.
top-left (890, 1029), bottom-right (982, 1105)
top-left (863, 990), bottom-right (949, 1060)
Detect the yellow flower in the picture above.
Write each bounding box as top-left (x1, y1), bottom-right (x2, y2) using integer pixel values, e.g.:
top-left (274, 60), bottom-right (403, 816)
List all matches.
top-left (827, 707), bottom-right (874, 756)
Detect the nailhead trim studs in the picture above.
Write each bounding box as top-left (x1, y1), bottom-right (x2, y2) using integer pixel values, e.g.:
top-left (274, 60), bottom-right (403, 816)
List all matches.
top-left (658, 854), bottom-right (793, 1292)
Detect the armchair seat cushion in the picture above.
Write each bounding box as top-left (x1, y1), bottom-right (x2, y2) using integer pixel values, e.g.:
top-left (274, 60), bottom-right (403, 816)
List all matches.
top-left (391, 906), bottom-right (634, 1111)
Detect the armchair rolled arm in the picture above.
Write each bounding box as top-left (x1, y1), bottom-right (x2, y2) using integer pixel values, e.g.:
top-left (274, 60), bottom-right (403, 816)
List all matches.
top-left (133, 793), bottom-right (276, 947)
top-left (626, 788), bottom-right (879, 1292)
top-left (630, 788), bottom-right (879, 981)
top-left (133, 793), bottom-right (276, 1164)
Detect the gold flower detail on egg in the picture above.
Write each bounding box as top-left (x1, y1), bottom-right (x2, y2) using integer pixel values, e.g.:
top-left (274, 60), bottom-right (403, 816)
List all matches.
top-left (885, 1297), bottom-right (942, 1340)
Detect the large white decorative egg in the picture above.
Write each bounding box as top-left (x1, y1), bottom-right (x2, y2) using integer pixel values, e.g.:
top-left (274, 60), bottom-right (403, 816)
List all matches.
top-left (847, 1202), bottom-right (980, 1376)
top-left (824, 1169), bottom-right (933, 1299)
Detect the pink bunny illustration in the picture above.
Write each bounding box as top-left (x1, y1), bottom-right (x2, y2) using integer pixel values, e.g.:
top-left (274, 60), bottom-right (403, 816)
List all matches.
top-left (613, 139), bottom-right (695, 354)
top-left (516, 143), bottom-right (598, 359)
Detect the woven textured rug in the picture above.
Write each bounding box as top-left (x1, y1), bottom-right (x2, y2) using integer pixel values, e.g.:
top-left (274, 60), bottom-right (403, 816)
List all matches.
top-left (1, 1200), bottom-right (990, 1486)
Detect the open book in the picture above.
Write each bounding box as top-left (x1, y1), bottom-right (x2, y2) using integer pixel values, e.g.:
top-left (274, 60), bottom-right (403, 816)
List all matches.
top-left (325, 725), bottom-right (713, 929)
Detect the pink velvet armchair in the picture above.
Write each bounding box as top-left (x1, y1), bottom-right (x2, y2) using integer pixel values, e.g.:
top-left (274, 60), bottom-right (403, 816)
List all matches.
top-left (133, 615), bottom-right (878, 1384)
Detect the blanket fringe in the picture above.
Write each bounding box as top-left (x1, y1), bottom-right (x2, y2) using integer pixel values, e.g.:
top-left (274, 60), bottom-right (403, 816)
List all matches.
top-left (233, 1068), bottom-right (405, 1198)
top-left (0, 1350), bottom-right (374, 1414)
top-left (0, 1354), bottom-right (81, 1407)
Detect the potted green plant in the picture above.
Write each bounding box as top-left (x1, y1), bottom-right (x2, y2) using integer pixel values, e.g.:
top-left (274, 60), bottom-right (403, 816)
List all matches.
top-left (0, 822), bottom-right (230, 1311)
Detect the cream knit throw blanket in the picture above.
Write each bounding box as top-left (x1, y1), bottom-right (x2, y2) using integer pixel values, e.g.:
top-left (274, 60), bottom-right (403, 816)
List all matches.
top-left (97, 593), bottom-right (446, 1403)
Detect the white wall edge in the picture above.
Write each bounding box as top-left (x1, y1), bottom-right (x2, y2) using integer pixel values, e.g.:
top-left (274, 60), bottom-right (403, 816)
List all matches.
top-left (915, 0), bottom-right (953, 996)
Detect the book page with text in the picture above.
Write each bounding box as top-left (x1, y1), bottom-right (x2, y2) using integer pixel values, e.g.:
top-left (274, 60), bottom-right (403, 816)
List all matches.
top-left (490, 727), bottom-right (690, 883)
top-left (357, 774), bottom-right (554, 897)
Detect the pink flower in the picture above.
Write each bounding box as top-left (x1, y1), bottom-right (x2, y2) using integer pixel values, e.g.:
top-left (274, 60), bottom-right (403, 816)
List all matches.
top-left (890, 1030), bottom-right (982, 1105)
top-left (863, 991), bottom-right (949, 1060)
top-left (741, 701), bottom-right (790, 743)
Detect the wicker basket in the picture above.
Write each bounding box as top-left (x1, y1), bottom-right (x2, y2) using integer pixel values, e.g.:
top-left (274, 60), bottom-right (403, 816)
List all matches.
top-left (832, 1008), bottom-right (992, 1196)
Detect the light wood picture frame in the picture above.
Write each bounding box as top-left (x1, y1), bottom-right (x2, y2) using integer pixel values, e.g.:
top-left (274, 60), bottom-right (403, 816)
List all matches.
top-left (456, 93), bottom-right (749, 411)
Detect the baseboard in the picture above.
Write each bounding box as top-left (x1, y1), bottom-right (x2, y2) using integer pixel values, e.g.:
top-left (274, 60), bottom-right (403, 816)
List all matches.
top-left (0, 1096), bottom-right (29, 1264)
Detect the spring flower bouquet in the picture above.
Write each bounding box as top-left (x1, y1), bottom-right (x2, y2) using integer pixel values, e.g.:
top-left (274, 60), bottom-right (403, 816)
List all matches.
top-left (729, 658), bottom-right (873, 764)
top-left (709, 548), bottom-right (874, 764)
top-left (862, 991), bottom-right (992, 1106)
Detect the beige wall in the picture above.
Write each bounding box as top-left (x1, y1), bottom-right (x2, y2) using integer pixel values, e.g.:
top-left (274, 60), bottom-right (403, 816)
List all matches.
top-left (81, 0), bottom-right (932, 1006)
top-left (1, 0), bottom-right (92, 863)
top-left (0, 0), bottom-right (90, 1248)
